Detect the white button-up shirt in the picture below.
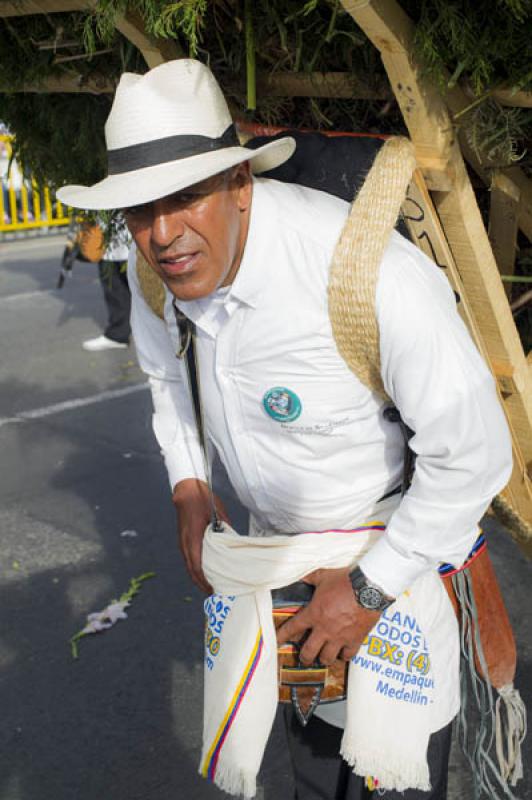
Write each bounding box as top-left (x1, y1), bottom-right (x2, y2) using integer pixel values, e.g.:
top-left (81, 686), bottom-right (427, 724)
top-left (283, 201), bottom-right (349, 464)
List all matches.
top-left (128, 177), bottom-right (512, 597)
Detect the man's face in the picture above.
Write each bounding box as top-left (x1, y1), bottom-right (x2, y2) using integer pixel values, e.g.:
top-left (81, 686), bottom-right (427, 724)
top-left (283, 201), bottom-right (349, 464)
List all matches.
top-left (124, 164), bottom-right (252, 301)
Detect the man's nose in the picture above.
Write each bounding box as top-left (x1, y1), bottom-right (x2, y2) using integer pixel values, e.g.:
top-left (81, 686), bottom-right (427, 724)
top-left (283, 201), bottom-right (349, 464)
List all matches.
top-left (151, 199), bottom-right (186, 248)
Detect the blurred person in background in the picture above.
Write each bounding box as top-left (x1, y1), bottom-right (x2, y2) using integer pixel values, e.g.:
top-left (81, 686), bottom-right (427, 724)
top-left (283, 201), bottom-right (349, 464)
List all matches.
top-left (82, 216), bottom-right (132, 351)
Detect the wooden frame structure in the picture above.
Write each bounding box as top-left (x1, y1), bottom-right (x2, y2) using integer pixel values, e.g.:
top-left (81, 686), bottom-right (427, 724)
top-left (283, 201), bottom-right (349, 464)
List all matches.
top-left (339, 0), bottom-right (532, 550)
top-left (2, 0), bottom-right (531, 547)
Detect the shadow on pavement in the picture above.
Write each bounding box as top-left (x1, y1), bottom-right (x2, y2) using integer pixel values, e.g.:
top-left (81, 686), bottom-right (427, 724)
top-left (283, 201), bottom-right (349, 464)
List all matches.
top-left (0, 389), bottom-right (291, 800)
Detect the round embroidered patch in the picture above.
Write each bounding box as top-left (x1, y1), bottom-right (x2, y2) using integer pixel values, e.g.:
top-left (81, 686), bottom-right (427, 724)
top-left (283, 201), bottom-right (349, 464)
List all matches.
top-left (263, 387), bottom-right (302, 423)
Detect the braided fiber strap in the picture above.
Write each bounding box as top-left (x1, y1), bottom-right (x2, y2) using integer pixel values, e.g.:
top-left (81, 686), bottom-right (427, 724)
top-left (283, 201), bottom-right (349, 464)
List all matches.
top-left (491, 493), bottom-right (532, 543)
top-left (136, 251), bottom-right (166, 320)
top-left (328, 136), bottom-right (417, 400)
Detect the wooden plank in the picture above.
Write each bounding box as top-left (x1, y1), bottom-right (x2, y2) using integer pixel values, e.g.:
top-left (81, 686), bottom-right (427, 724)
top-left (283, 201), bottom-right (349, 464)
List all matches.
top-left (0, 70), bottom-right (384, 99)
top-left (504, 166), bottom-right (532, 245)
top-left (402, 170), bottom-right (484, 342)
top-left (492, 88), bottom-right (532, 108)
top-left (445, 86), bottom-right (532, 244)
top-left (432, 157), bottom-right (532, 516)
top-left (0, 0), bottom-right (93, 14)
top-left (404, 173), bottom-right (530, 396)
top-left (258, 72), bottom-right (388, 99)
top-left (489, 172), bottom-right (520, 298)
top-left (342, 0), bottom-right (532, 534)
top-left (341, 0), bottom-right (455, 191)
top-left (114, 8), bottom-right (180, 69)
top-left (0, 74), bottom-right (115, 93)
top-left (0, 0), bottom-right (179, 70)
top-left (404, 173), bottom-right (532, 533)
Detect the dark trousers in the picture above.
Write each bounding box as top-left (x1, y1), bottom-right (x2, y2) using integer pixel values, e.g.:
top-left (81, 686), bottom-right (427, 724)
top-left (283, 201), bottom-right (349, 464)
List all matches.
top-left (98, 260), bottom-right (131, 343)
top-left (284, 706), bottom-right (452, 800)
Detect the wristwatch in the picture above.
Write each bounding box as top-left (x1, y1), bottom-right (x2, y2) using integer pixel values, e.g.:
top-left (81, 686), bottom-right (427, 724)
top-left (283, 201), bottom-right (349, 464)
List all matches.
top-left (349, 566), bottom-right (394, 612)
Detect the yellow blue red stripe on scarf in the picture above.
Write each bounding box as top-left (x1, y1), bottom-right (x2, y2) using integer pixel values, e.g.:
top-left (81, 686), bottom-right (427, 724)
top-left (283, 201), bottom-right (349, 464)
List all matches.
top-left (201, 629), bottom-right (264, 782)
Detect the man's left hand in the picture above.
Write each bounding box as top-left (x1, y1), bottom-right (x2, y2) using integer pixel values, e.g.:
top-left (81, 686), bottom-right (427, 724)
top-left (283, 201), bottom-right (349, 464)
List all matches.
top-left (275, 567), bottom-right (381, 666)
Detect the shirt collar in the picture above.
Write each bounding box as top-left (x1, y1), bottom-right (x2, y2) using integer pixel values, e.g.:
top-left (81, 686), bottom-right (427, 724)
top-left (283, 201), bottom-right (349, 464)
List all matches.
top-left (227, 178), bottom-right (273, 310)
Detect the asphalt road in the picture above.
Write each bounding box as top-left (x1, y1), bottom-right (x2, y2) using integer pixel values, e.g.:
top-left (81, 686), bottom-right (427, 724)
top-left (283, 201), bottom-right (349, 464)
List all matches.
top-left (0, 235), bottom-right (530, 800)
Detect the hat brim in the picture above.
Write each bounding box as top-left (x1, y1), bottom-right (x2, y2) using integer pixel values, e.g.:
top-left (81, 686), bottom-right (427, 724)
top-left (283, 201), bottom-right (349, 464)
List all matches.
top-left (57, 136), bottom-right (295, 211)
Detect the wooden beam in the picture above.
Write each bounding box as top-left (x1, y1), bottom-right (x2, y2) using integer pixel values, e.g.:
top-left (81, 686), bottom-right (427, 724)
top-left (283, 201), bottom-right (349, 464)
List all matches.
top-left (403, 172), bottom-right (532, 529)
top-left (341, 0), bottom-right (532, 534)
top-left (445, 85), bottom-right (532, 244)
top-left (0, 73), bottom-right (115, 93)
top-left (114, 7), bottom-right (180, 69)
top-left (258, 72), bottom-right (388, 100)
top-left (0, 0), bottom-right (94, 15)
top-left (489, 171), bottom-right (520, 298)
top-left (1, 69), bottom-right (386, 100)
top-left (341, 0), bottom-right (455, 191)
top-left (511, 288), bottom-right (532, 315)
top-left (503, 166), bottom-right (532, 245)
top-left (0, 0), bottom-right (179, 69)
top-left (492, 88), bottom-right (532, 109)
top-left (403, 170), bottom-right (486, 350)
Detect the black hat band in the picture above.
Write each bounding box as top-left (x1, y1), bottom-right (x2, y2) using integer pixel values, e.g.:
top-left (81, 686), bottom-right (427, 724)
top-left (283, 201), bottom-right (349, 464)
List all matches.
top-left (107, 124), bottom-right (240, 175)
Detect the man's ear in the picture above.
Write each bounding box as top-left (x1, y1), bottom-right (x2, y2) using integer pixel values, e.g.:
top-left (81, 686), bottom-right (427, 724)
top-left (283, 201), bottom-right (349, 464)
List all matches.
top-left (235, 162), bottom-right (253, 212)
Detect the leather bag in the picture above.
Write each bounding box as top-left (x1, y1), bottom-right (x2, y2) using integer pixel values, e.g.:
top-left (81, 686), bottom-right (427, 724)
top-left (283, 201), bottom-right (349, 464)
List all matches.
top-left (272, 581), bottom-right (347, 726)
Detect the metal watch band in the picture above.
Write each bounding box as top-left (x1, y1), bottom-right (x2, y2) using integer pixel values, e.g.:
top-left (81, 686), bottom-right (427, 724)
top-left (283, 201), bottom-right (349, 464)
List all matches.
top-left (349, 566), bottom-right (394, 612)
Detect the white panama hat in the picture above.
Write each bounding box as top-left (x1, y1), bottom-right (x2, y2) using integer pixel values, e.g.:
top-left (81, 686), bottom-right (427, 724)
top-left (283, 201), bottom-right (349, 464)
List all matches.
top-left (57, 59), bottom-right (295, 210)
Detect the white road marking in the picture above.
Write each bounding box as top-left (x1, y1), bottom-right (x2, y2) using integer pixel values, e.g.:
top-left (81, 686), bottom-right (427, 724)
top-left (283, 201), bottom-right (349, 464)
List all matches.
top-left (0, 382), bottom-right (149, 428)
top-left (0, 235), bottom-right (67, 256)
top-left (0, 288), bottom-right (58, 302)
top-left (0, 278), bottom-right (99, 303)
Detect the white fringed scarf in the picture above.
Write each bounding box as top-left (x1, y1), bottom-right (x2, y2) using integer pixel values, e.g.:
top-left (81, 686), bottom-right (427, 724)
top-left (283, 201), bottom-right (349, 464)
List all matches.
top-left (198, 521), bottom-right (459, 797)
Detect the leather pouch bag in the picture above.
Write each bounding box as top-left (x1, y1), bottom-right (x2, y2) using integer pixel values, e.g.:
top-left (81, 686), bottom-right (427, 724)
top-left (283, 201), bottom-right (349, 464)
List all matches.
top-left (272, 538), bottom-right (517, 728)
top-left (441, 540), bottom-right (516, 689)
top-left (272, 581), bottom-right (348, 725)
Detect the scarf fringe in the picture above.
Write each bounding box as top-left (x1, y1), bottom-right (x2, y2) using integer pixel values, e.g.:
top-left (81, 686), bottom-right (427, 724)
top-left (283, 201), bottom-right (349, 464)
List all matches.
top-left (495, 683), bottom-right (527, 787)
top-left (339, 740), bottom-right (431, 793)
top-left (204, 762), bottom-right (258, 799)
top-left (453, 570), bottom-right (526, 799)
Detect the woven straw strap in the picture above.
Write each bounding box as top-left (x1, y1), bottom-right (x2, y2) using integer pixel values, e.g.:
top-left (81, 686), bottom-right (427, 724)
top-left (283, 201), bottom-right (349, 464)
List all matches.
top-left (491, 493), bottom-right (532, 543)
top-left (328, 136), bottom-right (417, 400)
top-left (137, 251), bottom-right (166, 320)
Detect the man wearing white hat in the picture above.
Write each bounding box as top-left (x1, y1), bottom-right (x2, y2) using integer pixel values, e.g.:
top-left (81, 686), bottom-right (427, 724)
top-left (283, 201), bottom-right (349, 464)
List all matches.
top-left (58, 60), bottom-right (512, 800)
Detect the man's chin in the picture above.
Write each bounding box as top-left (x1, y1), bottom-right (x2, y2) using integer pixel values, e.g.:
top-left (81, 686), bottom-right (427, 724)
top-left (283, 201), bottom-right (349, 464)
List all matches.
top-left (163, 274), bottom-right (215, 302)
top-left (139, 254), bottom-right (218, 301)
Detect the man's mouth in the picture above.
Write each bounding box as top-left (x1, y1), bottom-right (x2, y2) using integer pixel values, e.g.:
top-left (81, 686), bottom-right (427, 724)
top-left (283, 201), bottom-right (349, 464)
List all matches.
top-left (158, 253), bottom-right (199, 276)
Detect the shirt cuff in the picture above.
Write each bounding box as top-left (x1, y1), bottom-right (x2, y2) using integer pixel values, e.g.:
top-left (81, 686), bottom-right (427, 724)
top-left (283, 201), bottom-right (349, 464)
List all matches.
top-left (357, 536), bottom-right (431, 598)
top-left (163, 441), bottom-right (207, 491)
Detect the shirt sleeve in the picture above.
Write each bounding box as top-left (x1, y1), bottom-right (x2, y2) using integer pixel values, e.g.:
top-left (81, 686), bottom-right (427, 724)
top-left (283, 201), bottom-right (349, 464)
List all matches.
top-left (127, 247), bottom-right (206, 488)
top-left (357, 233), bottom-right (513, 598)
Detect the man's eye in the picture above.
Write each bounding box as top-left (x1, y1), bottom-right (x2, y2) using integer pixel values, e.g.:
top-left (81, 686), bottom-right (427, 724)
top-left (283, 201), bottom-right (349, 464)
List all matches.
top-left (176, 192), bottom-right (201, 205)
top-left (124, 203), bottom-right (149, 216)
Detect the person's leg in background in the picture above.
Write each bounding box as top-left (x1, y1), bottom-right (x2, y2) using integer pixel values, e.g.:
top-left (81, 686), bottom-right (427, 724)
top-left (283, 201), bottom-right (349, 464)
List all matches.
top-left (83, 259), bottom-right (131, 351)
top-left (284, 706), bottom-right (452, 800)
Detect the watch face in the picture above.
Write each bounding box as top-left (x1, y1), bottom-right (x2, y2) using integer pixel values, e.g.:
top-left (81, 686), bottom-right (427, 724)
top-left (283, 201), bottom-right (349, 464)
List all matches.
top-left (358, 585), bottom-right (384, 611)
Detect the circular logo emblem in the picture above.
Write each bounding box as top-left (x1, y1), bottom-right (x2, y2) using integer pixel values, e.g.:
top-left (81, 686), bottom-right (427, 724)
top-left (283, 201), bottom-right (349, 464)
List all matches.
top-left (263, 387), bottom-right (302, 423)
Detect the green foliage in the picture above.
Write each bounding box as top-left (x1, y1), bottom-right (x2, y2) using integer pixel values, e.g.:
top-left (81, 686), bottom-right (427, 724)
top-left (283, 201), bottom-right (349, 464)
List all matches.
top-left (464, 101), bottom-right (532, 166)
top-left (0, 11), bottom-right (144, 187)
top-left (195, 0), bottom-right (378, 132)
top-left (81, 0), bottom-right (207, 56)
top-left (152, 1), bottom-right (207, 54)
top-left (403, 0), bottom-right (532, 165)
top-left (0, 92), bottom-right (111, 188)
top-left (0, 0), bottom-right (530, 182)
top-left (407, 0), bottom-right (532, 95)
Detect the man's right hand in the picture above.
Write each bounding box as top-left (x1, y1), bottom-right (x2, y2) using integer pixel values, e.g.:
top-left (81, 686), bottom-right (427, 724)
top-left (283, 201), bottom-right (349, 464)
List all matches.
top-left (172, 478), bottom-right (230, 593)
